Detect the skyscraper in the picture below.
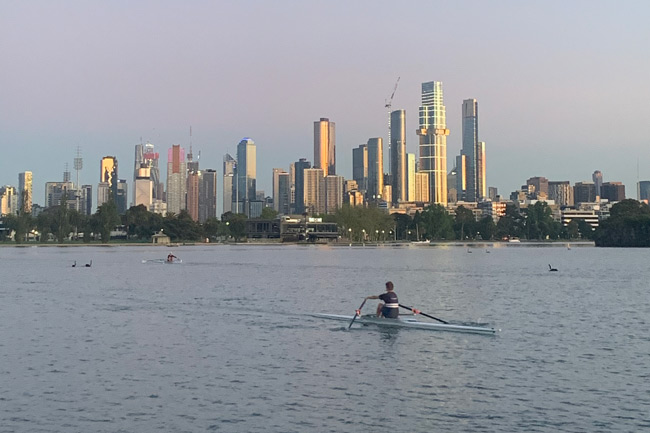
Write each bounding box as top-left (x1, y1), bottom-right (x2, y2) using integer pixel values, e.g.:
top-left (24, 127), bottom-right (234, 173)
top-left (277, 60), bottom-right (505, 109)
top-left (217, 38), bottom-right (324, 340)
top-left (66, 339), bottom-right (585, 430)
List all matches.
top-left (272, 168), bottom-right (287, 212)
top-left (186, 170), bottom-right (200, 221)
top-left (235, 138), bottom-right (256, 215)
top-left (638, 181), bottom-right (650, 201)
top-left (367, 138), bottom-right (384, 201)
top-left (314, 118), bottom-right (336, 176)
top-left (417, 81), bottom-right (448, 205)
top-left (277, 172), bottom-right (291, 215)
top-left (390, 110), bottom-right (406, 205)
top-left (352, 144), bottom-right (368, 194)
top-left (407, 153), bottom-right (416, 202)
top-left (592, 170), bottom-right (603, 198)
top-left (461, 99), bottom-right (478, 201)
top-left (166, 145), bottom-right (186, 215)
top-left (294, 158), bottom-right (311, 214)
top-left (325, 175), bottom-right (344, 214)
top-left (303, 168), bottom-right (325, 214)
top-left (199, 169), bottom-right (217, 223)
top-left (477, 141), bottom-right (486, 199)
top-left (134, 166), bottom-right (153, 209)
top-left (98, 156), bottom-right (118, 208)
top-left (18, 171), bottom-right (32, 213)
top-left (223, 153), bottom-right (236, 215)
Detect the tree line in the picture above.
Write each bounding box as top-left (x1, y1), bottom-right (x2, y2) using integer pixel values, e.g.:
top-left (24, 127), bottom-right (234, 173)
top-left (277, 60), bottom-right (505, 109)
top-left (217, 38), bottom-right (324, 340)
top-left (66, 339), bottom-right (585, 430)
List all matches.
top-left (2, 199), bottom-right (608, 244)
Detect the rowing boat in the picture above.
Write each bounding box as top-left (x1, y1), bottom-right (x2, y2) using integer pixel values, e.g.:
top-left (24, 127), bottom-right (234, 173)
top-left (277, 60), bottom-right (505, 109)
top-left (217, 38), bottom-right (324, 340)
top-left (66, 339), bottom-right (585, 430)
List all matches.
top-left (314, 313), bottom-right (496, 335)
top-left (141, 258), bottom-right (183, 264)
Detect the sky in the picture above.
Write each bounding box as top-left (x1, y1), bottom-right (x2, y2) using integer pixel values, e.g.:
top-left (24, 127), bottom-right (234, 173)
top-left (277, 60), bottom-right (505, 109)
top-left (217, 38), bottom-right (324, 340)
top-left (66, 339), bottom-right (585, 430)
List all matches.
top-left (2, 0), bottom-right (650, 208)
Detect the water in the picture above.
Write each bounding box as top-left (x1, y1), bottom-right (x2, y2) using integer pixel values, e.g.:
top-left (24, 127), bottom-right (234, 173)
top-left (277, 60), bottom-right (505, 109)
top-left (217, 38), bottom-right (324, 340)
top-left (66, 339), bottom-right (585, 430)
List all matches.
top-left (1, 244), bottom-right (648, 432)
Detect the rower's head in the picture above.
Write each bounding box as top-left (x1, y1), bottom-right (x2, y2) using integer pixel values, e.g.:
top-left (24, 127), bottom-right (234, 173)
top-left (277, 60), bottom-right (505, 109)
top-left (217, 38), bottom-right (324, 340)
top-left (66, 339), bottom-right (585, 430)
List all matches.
top-left (385, 281), bottom-right (394, 291)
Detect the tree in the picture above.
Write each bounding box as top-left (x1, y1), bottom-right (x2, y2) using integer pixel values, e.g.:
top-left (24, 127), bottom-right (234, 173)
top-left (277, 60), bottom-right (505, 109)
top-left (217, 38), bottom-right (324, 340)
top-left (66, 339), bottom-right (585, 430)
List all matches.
top-left (565, 220), bottom-right (579, 239)
top-left (162, 210), bottom-right (202, 241)
top-left (222, 212), bottom-right (247, 241)
top-left (420, 204), bottom-right (454, 240)
top-left (476, 216), bottom-right (496, 240)
top-left (93, 200), bottom-right (120, 243)
top-left (259, 207), bottom-right (278, 220)
top-left (454, 205), bottom-right (475, 240)
top-left (593, 200), bottom-right (650, 247)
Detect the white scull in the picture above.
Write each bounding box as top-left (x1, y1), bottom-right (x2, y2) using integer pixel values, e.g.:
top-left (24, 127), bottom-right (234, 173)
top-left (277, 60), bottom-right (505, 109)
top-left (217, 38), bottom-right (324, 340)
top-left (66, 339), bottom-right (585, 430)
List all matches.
top-left (314, 313), bottom-right (496, 335)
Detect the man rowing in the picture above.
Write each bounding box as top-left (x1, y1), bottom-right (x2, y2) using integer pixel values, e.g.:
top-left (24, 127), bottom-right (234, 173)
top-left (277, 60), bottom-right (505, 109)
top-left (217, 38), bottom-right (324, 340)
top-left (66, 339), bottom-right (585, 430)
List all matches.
top-left (167, 253), bottom-right (177, 262)
top-left (365, 281), bottom-right (399, 318)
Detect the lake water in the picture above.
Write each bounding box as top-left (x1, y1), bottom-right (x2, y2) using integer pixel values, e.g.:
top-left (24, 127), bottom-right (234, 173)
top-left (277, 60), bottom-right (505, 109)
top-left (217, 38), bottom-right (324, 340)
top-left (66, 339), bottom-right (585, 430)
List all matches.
top-left (1, 243), bottom-right (649, 432)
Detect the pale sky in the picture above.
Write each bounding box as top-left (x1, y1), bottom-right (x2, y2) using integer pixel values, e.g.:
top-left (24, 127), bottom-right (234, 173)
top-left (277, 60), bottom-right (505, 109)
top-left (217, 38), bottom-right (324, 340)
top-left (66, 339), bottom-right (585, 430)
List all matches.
top-left (2, 0), bottom-right (650, 207)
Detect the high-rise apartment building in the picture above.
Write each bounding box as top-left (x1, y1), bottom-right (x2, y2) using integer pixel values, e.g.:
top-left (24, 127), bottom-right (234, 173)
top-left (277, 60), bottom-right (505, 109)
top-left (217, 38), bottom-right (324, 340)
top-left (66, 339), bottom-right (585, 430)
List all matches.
top-left (325, 175), bottom-right (344, 214)
top-left (461, 99), bottom-right (478, 201)
top-left (390, 110), bottom-right (406, 205)
top-left (235, 138), bottom-right (256, 215)
top-left (272, 168), bottom-right (288, 213)
top-left (0, 186), bottom-right (18, 215)
top-left (367, 138), bottom-right (384, 201)
top-left (455, 154), bottom-right (467, 201)
top-left (314, 118), bottom-right (335, 176)
top-left (199, 169), bottom-right (217, 223)
top-left (186, 170), bottom-right (200, 221)
top-left (548, 181), bottom-right (574, 207)
top-left (98, 156), bottom-right (118, 208)
top-left (45, 182), bottom-right (74, 208)
top-left (414, 172), bottom-right (430, 203)
top-left (166, 145), bottom-right (186, 215)
top-left (223, 153), bottom-right (236, 215)
top-left (277, 172), bottom-right (291, 215)
top-left (417, 81), bottom-right (448, 205)
top-left (406, 153), bottom-right (416, 202)
top-left (293, 158), bottom-right (311, 214)
top-left (303, 168), bottom-right (325, 214)
top-left (18, 171), bottom-right (33, 213)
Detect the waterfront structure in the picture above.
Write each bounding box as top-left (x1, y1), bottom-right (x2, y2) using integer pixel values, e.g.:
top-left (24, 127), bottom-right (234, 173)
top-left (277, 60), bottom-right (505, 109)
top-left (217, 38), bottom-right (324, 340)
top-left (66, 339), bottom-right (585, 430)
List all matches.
top-left (592, 170), bottom-right (603, 197)
top-left (199, 169), bottom-right (217, 223)
top-left (352, 144), bottom-right (368, 195)
top-left (314, 118), bottom-right (335, 176)
top-left (166, 145), bottom-right (186, 215)
top-left (223, 153), bottom-right (236, 215)
top-left (638, 181), bottom-right (650, 201)
top-left (235, 138), bottom-right (256, 215)
top-left (417, 81), bottom-right (448, 205)
top-left (367, 138), bottom-right (384, 201)
top-left (18, 171), bottom-right (32, 213)
top-left (548, 181), bottom-right (574, 207)
top-left (303, 168), bottom-right (325, 214)
top-left (390, 110), bottom-right (406, 205)
top-left (407, 153), bottom-right (416, 202)
top-left (600, 182), bottom-right (625, 202)
top-left (294, 158), bottom-right (311, 214)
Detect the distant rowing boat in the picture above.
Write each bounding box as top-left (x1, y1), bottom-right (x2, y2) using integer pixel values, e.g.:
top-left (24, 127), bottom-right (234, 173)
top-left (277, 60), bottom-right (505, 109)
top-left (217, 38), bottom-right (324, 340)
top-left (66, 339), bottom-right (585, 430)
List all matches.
top-left (314, 313), bottom-right (496, 335)
top-left (141, 258), bottom-right (183, 264)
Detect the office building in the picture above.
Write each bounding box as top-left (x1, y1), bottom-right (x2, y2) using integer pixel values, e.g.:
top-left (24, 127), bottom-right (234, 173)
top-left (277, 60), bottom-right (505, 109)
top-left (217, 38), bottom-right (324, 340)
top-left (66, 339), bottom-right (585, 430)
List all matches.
top-left (477, 141), bottom-right (486, 199)
top-left (134, 166), bottom-right (153, 209)
top-left (275, 171), bottom-right (291, 215)
top-left (638, 181), bottom-right (650, 202)
top-left (592, 170), bottom-right (603, 197)
top-left (417, 81), bottom-right (448, 205)
top-left (367, 138), bottom-right (384, 201)
top-left (97, 156), bottom-right (118, 208)
top-left (390, 109), bottom-right (406, 204)
top-left (166, 145), bottom-right (186, 215)
top-left (272, 168), bottom-right (288, 213)
top-left (461, 99), bottom-right (478, 201)
top-left (527, 177), bottom-right (549, 198)
top-left (600, 182), bottom-right (625, 202)
top-left (116, 179), bottom-right (128, 214)
top-left (455, 154), bottom-right (467, 201)
top-left (223, 153), bottom-right (236, 215)
top-left (235, 138), bottom-right (256, 215)
top-left (18, 171), bottom-right (33, 213)
top-left (45, 181), bottom-right (74, 208)
top-left (294, 158), bottom-right (311, 214)
top-left (352, 144), bottom-right (368, 195)
top-left (187, 170), bottom-right (200, 221)
top-left (199, 169), bottom-right (217, 223)
top-left (414, 172), bottom-right (430, 203)
top-left (314, 118), bottom-right (335, 176)
top-left (0, 186), bottom-right (18, 215)
top-left (574, 182), bottom-right (597, 205)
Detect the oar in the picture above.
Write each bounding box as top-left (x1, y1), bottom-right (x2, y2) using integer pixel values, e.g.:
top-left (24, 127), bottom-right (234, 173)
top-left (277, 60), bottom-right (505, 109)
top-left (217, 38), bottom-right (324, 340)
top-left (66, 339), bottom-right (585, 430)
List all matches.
top-left (399, 304), bottom-right (449, 324)
top-left (348, 299), bottom-right (367, 329)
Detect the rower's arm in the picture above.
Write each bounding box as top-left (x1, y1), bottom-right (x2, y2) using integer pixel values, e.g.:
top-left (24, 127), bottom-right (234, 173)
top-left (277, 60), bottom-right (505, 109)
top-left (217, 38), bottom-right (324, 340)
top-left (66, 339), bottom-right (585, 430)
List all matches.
top-left (365, 295), bottom-right (379, 300)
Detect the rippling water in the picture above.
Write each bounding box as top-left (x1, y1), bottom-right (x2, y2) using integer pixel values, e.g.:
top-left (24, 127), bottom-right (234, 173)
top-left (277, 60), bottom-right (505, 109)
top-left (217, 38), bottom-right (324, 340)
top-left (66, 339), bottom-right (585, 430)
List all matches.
top-left (1, 244), bottom-right (649, 432)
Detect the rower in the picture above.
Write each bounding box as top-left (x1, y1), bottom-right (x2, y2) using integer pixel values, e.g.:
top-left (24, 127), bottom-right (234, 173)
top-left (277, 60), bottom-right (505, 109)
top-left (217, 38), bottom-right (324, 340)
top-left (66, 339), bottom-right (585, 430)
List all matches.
top-left (365, 281), bottom-right (399, 318)
top-left (167, 253), bottom-right (177, 262)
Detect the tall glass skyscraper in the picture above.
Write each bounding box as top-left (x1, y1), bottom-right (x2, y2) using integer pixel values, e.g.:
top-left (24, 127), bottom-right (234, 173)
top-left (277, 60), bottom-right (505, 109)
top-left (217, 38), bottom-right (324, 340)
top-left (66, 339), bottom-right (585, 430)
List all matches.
top-left (417, 81), bottom-right (448, 205)
top-left (235, 138), bottom-right (256, 215)
top-left (314, 118), bottom-right (336, 176)
top-left (461, 99), bottom-right (478, 202)
top-left (390, 110), bottom-right (406, 205)
top-left (367, 138), bottom-right (383, 201)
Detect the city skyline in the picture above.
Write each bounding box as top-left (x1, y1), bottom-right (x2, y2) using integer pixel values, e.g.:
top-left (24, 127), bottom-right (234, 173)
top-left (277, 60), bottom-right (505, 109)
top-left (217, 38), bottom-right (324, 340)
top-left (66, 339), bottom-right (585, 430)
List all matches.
top-left (2, 2), bottom-right (650, 201)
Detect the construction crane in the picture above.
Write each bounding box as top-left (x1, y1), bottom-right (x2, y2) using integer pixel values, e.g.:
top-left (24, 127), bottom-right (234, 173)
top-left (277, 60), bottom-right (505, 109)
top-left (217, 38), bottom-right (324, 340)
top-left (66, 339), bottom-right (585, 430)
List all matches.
top-left (385, 77), bottom-right (400, 177)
